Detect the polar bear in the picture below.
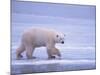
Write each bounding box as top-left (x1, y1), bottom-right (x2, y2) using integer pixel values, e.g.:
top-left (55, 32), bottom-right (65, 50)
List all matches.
top-left (16, 28), bottom-right (65, 59)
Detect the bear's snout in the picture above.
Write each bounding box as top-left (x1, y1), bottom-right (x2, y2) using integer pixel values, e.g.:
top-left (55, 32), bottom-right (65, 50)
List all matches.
top-left (61, 41), bottom-right (64, 44)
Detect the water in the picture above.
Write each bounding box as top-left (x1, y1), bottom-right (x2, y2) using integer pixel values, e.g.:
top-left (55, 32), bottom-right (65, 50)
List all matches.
top-left (11, 13), bottom-right (96, 74)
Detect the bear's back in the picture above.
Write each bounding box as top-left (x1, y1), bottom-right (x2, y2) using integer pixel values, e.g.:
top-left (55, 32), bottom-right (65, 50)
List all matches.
top-left (22, 28), bottom-right (57, 47)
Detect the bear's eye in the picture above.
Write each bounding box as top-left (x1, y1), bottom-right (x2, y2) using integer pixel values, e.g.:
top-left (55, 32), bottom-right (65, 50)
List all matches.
top-left (56, 35), bottom-right (59, 37)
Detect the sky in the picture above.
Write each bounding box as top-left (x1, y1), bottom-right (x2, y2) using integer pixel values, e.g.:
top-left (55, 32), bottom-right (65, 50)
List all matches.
top-left (11, 0), bottom-right (96, 19)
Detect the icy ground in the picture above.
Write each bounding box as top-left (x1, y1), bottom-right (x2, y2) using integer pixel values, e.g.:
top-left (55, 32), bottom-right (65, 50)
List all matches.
top-left (11, 44), bottom-right (96, 74)
top-left (12, 59), bottom-right (95, 74)
top-left (11, 9), bottom-right (95, 74)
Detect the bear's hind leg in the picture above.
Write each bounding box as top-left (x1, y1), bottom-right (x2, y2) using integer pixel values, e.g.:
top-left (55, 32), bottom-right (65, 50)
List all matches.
top-left (25, 46), bottom-right (35, 59)
top-left (16, 44), bottom-right (25, 59)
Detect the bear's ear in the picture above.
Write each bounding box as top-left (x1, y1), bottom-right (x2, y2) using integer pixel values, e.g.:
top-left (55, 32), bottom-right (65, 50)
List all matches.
top-left (56, 35), bottom-right (59, 37)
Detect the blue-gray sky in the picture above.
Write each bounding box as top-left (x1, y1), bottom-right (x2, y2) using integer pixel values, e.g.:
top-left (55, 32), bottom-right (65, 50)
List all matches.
top-left (12, 0), bottom-right (96, 19)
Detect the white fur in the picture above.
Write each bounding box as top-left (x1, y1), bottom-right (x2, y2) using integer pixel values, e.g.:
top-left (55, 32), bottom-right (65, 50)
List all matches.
top-left (16, 28), bottom-right (65, 59)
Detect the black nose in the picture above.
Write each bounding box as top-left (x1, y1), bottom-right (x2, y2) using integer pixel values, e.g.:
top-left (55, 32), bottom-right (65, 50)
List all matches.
top-left (61, 41), bottom-right (64, 44)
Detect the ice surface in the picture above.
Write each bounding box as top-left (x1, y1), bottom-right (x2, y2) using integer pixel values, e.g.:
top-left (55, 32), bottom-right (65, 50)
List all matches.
top-left (11, 1), bottom-right (96, 74)
top-left (11, 15), bottom-right (96, 74)
top-left (12, 59), bottom-right (95, 65)
top-left (11, 59), bottom-right (95, 74)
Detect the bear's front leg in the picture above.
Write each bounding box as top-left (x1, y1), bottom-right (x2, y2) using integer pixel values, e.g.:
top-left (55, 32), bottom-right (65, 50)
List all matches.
top-left (46, 41), bottom-right (62, 59)
top-left (53, 47), bottom-right (61, 57)
top-left (47, 47), bottom-right (61, 59)
top-left (47, 49), bottom-right (56, 59)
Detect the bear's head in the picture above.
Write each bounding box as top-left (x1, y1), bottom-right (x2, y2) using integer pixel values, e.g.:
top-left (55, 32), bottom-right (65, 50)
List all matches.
top-left (55, 32), bottom-right (65, 44)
